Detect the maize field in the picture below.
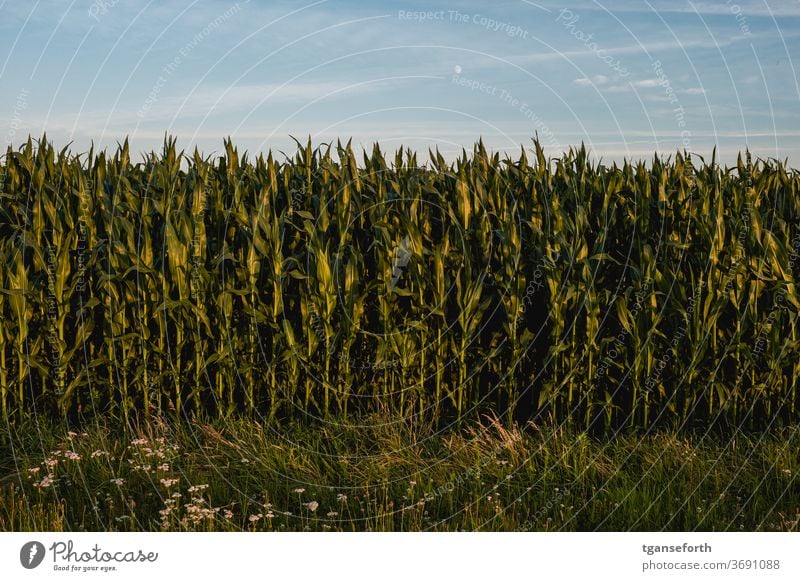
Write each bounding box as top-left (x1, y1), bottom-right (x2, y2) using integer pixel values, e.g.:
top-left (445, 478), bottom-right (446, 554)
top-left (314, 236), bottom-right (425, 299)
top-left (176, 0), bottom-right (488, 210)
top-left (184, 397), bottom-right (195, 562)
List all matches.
top-left (0, 136), bottom-right (798, 432)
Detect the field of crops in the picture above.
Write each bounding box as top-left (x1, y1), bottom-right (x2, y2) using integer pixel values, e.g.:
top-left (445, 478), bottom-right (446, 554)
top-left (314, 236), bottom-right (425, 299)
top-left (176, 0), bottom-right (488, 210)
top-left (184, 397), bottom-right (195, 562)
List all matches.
top-left (1, 137), bottom-right (798, 432)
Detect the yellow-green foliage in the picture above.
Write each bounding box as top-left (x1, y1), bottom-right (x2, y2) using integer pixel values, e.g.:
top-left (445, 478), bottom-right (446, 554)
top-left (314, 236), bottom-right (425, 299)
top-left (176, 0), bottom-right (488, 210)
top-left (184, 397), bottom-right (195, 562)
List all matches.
top-left (0, 136), bottom-right (798, 430)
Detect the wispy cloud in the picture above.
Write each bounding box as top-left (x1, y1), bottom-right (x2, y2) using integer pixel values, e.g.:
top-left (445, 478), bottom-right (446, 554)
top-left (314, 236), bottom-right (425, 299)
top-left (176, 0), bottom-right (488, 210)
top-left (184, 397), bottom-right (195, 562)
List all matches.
top-left (631, 79), bottom-right (662, 88)
top-left (647, 0), bottom-right (800, 17)
top-left (508, 30), bottom-right (776, 68)
top-left (7, 80), bottom-right (387, 137)
top-left (137, 81), bottom-right (382, 122)
top-left (572, 74), bottom-right (612, 86)
top-left (527, 0), bottom-right (800, 18)
top-left (596, 78), bottom-right (708, 94)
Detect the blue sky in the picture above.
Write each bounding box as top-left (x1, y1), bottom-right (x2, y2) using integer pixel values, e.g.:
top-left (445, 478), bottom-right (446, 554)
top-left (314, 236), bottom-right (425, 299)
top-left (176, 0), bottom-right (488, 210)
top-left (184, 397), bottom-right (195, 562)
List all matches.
top-left (1, 0), bottom-right (798, 164)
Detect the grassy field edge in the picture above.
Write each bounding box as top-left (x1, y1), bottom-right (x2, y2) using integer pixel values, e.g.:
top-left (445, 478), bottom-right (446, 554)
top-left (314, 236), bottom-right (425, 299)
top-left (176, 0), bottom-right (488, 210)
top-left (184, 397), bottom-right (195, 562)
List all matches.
top-left (1, 414), bottom-right (798, 532)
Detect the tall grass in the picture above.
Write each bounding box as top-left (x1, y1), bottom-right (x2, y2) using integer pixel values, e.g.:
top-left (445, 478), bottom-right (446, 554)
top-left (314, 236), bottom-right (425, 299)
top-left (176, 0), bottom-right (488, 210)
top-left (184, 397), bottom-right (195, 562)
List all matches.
top-left (1, 416), bottom-right (798, 531)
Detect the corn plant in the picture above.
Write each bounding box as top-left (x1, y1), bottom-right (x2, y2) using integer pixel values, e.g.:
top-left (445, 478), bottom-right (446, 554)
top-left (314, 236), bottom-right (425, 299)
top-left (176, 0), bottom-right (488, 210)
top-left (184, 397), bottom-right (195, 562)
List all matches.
top-left (0, 136), bottom-right (798, 432)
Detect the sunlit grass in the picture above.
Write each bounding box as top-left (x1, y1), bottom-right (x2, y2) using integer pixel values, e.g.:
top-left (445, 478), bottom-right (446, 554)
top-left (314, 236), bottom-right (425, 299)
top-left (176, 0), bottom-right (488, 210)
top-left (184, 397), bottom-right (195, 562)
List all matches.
top-left (1, 415), bottom-right (797, 532)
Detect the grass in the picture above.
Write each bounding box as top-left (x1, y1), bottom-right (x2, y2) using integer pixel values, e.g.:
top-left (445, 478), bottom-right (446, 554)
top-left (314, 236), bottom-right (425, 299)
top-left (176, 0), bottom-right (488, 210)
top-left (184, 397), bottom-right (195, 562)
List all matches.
top-left (1, 413), bottom-right (798, 532)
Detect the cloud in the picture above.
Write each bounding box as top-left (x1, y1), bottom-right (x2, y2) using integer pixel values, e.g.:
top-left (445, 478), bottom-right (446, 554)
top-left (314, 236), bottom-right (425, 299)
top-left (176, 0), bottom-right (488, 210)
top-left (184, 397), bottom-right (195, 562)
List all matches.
top-left (572, 75), bottom-right (612, 86)
top-left (527, 0), bottom-right (800, 17)
top-left (656, 0), bottom-right (800, 17)
top-left (602, 81), bottom-right (657, 93)
top-left (631, 79), bottom-right (662, 88)
top-left (16, 79), bottom-right (389, 138)
top-left (141, 81), bottom-right (377, 121)
top-left (600, 79), bottom-right (707, 94)
top-left (505, 32), bottom-right (764, 71)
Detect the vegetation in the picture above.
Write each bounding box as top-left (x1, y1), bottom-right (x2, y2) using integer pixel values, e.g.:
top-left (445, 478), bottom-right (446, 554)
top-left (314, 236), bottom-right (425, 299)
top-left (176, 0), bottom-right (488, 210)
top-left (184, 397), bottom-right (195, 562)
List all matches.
top-left (2, 136), bottom-right (799, 532)
top-left (1, 415), bottom-right (798, 532)
top-left (1, 136), bottom-right (798, 431)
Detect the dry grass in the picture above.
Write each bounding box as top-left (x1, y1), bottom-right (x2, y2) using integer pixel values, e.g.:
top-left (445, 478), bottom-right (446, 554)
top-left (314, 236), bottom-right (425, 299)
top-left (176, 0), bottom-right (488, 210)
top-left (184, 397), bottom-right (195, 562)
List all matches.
top-left (1, 414), bottom-right (797, 532)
